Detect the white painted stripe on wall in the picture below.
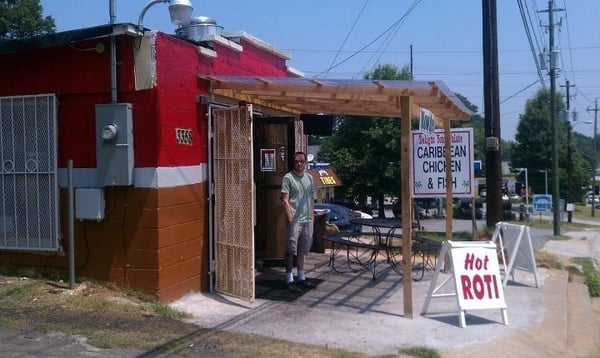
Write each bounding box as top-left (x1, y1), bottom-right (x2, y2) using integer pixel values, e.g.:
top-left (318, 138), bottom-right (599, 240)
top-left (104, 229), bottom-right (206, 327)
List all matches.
top-left (135, 165), bottom-right (207, 188)
top-left (58, 164), bottom-right (208, 188)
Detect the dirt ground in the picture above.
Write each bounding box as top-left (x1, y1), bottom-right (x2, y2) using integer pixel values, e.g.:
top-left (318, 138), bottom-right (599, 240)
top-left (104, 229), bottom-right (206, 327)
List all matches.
top-left (0, 275), bottom-right (364, 357)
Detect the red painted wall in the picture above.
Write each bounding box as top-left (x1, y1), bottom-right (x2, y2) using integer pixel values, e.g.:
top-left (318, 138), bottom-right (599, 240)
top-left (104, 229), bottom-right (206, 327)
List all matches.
top-left (150, 33), bottom-right (289, 167)
top-left (0, 31), bottom-right (291, 169)
top-left (0, 28), bottom-right (294, 301)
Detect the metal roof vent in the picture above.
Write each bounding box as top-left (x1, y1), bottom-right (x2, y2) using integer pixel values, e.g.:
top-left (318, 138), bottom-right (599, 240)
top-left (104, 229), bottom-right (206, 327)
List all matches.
top-left (175, 16), bottom-right (223, 42)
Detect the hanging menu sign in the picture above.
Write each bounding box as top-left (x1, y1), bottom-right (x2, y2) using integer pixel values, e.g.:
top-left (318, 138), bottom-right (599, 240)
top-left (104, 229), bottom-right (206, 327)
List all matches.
top-left (411, 128), bottom-right (474, 198)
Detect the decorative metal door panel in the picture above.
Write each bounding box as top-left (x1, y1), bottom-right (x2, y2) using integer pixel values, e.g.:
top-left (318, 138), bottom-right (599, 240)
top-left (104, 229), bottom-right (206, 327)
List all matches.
top-left (0, 94), bottom-right (59, 251)
top-left (212, 105), bottom-right (255, 302)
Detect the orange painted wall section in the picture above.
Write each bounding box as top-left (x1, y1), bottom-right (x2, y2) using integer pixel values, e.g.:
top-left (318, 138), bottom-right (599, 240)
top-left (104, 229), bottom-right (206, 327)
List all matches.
top-left (0, 183), bottom-right (208, 302)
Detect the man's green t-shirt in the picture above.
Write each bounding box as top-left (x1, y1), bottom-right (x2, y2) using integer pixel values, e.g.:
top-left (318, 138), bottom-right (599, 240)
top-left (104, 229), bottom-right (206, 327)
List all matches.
top-left (281, 171), bottom-right (315, 223)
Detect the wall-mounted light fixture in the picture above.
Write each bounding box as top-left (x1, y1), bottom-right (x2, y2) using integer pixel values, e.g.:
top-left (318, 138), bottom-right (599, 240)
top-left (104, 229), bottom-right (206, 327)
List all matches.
top-left (137, 0), bottom-right (193, 32)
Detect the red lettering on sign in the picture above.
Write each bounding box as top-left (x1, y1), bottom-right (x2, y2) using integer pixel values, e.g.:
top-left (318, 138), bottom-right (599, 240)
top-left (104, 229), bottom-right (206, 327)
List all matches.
top-left (463, 252), bottom-right (489, 270)
top-left (460, 274), bottom-right (500, 300)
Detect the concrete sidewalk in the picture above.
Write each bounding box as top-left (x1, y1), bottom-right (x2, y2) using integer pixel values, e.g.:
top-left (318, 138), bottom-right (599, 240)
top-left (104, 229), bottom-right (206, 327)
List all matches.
top-left (174, 257), bottom-right (599, 357)
top-left (171, 222), bottom-right (600, 357)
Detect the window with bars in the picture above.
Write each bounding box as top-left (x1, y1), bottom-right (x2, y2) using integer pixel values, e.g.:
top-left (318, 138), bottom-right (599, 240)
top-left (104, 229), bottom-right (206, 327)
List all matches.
top-left (0, 94), bottom-right (59, 251)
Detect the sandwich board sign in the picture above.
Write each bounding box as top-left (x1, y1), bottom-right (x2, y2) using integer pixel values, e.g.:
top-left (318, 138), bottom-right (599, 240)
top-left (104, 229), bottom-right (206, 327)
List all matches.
top-left (422, 241), bottom-right (508, 328)
top-left (411, 128), bottom-right (474, 198)
top-left (491, 222), bottom-right (540, 288)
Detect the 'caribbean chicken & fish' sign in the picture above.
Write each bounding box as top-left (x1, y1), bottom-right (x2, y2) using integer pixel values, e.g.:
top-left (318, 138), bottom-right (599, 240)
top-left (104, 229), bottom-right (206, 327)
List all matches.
top-left (411, 128), bottom-right (474, 198)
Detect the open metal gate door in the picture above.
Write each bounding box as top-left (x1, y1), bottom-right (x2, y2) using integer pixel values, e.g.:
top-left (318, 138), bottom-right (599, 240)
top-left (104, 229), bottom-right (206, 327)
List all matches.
top-left (211, 105), bottom-right (255, 302)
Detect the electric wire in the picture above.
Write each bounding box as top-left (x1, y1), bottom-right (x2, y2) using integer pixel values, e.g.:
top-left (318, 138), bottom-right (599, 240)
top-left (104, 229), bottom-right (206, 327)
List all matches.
top-left (517, 0), bottom-right (546, 89)
top-left (323, 0), bottom-right (370, 79)
top-left (500, 79), bottom-right (541, 105)
top-left (559, 0), bottom-right (594, 108)
top-left (312, 0), bottom-right (422, 78)
top-left (357, 0), bottom-right (422, 78)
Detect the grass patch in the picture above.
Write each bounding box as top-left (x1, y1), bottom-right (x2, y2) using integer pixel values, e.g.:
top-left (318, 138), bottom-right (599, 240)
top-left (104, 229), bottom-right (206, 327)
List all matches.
top-left (399, 345), bottom-right (441, 357)
top-left (570, 257), bottom-right (600, 297)
top-left (535, 250), bottom-right (564, 270)
top-left (416, 230), bottom-right (473, 242)
top-left (0, 269), bottom-right (372, 356)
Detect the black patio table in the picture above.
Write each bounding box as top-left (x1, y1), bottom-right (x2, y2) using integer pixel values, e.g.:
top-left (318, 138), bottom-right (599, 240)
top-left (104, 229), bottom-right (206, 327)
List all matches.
top-left (322, 218), bottom-right (427, 280)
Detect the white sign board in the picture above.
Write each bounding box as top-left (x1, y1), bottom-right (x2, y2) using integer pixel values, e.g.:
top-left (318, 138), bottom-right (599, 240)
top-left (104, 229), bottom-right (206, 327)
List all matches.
top-left (533, 194), bottom-right (552, 212)
top-left (411, 128), bottom-right (474, 198)
top-left (450, 242), bottom-right (506, 311)
top-left (419, 108), bottom-right (435, 134)
top-left (422, 240), bottom-right (508, 328)
top-left (491, 222), bottom-right (540, 288)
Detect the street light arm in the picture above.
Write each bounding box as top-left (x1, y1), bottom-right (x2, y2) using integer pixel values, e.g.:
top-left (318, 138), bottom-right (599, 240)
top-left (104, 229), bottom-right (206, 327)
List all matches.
top-left (138, 0), bottom-right (169, 32)
top-left (137, 0), bottom-right (193, 32)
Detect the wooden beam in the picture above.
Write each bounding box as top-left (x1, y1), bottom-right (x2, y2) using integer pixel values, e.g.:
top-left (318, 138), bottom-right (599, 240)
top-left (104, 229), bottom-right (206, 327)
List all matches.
top-left (444, 115), bottom-right (453, 240)
top-left (400, 95), bottom-right (413, 319)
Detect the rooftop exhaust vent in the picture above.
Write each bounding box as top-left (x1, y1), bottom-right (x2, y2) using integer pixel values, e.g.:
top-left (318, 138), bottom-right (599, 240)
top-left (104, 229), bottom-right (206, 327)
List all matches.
top-left (175, 16), bottom-right (223, 42)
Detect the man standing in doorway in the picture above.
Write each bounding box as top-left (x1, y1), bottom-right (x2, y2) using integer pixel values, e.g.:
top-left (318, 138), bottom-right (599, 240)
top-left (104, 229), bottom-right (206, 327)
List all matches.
top-left (281, 151), bottom-right (315, 293)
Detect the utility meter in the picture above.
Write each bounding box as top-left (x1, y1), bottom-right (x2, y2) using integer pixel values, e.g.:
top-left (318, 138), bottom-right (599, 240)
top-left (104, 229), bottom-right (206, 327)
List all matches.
top-left (95, 103), bottom-right (133, 186)
top-left (101, 123), bottom-right (118, 141)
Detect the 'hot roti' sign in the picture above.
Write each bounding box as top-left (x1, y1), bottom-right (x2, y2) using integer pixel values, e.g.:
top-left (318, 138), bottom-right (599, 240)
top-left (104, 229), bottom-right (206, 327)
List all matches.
top-left (411, 128), bottom-right (474, 198)
top-left (451, 242), bottom-right (506, 311)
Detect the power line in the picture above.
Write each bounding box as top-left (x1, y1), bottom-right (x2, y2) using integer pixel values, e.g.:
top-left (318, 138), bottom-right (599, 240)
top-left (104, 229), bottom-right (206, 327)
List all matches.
top-left (517, 0), bottom-right (546, 89)
top-left (323, 0), bottom-right (371, 78)
top-left (358, 0), bottom-right (421, 77)
top-left (312, 0), bottom-right (422, 78)
top-left (500, 79), bottom-right (540, 104)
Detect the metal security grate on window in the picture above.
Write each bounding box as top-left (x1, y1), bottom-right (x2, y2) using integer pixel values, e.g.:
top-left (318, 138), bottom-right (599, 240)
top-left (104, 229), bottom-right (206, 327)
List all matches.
top-left (0, 94), bottom-right (59, 251)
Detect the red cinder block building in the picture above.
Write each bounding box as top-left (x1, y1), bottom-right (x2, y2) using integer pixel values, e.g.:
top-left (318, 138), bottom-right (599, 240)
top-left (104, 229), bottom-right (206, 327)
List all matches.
top-left (0, 20), bottom-right (303, 302)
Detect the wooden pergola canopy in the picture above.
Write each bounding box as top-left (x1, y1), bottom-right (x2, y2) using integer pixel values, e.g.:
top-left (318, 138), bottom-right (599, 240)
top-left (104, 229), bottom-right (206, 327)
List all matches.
top-left (200, 76), bottom-right (473, 122)
top-left (200, 75), bottom-right (473, 318)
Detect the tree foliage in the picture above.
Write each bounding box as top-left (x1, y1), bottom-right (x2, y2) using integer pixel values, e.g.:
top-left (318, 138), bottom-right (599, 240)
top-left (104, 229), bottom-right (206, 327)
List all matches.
top-left (319, 63), bottom-right (485, 216)
top-left (0, 0), bottom-right (55, 40)
top-left (319, 64), bottom-right (409, 216)
top-left (510, 88), bottom-right (591, 200)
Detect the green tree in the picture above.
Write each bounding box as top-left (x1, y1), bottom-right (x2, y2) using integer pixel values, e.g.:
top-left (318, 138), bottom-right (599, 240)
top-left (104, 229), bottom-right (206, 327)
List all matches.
top-left (320, 63), bottom-right (485, 217)
top-left (0, 0), bottom-right (55, 40)
top-left (510, 88), bottom-right (590, 199)
top-left (319, 64), bottom-right (410, 217)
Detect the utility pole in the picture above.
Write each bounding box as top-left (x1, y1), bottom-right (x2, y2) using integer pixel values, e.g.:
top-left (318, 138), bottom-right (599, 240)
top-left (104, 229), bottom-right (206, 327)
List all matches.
top-left (482, 0), bottom-right (503, 228)
top-left (540, 1), bottom-right (563, 236)
top-left (589, 98), bottom-right (599, 217)
top-left (563, 79), bottom-right (576, 223)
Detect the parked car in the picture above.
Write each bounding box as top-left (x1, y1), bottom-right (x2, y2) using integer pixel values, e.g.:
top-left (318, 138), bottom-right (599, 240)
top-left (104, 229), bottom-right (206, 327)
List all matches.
top-left (587, 195), bottom-right (600, 204)
top-left (392, 200), bottom-right (427, 219)
top-left (352, 210), bottom-right (373, 219)
top-left (315, 203), bottom-right (366, 231)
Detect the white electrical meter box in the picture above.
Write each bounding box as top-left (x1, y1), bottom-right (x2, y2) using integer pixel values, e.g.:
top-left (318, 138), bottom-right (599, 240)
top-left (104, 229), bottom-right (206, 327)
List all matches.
top-left (95, 103), bottom-right (134, 186)
top-left (75, 188), bottom-right (105, 220)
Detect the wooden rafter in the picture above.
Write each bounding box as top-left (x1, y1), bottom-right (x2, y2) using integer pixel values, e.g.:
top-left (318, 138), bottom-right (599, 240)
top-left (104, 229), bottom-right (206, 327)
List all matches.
top-left (199, 75), bottom-right (473, 121)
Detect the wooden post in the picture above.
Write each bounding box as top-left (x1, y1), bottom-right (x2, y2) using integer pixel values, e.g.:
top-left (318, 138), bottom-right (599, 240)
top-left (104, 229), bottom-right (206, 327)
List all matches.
top-left (444, 117), bottom-right (453, 240)
top-left (400, 95), bottom-right (413, 318)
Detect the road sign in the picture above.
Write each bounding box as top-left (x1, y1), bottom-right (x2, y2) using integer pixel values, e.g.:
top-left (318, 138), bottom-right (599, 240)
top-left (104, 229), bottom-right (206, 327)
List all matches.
top-left (532, 194), bottom-right (552, 212)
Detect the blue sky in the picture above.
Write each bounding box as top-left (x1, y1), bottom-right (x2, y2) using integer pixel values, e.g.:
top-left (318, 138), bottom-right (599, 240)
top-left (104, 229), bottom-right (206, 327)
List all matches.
top-left (40, 0), bottom-right (600, 140)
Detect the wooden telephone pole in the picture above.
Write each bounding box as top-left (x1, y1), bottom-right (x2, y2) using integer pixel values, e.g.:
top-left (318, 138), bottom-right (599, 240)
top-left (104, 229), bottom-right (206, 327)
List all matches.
top-left (482, 0), bottom-right (503, 228)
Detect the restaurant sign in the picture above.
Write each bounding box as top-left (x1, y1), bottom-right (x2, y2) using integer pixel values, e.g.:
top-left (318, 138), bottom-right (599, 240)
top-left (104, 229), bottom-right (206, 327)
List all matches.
top-left (411, 128), bottom-right (474, 198)
top-left (422, 241), bottom-right (508, 328)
